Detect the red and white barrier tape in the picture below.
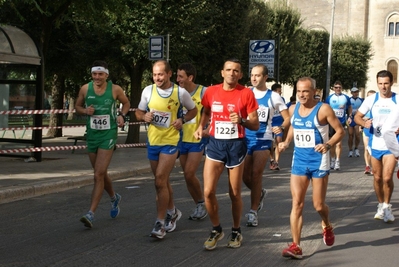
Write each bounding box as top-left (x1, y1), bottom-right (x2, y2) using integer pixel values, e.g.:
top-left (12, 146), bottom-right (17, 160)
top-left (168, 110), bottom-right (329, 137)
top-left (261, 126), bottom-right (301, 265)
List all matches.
top-left (0, 108), bottom-right (137, 115)
top-left (0, 143), bottom-right (146, 154)
top-left (0, 121), bottom-right (146, 131)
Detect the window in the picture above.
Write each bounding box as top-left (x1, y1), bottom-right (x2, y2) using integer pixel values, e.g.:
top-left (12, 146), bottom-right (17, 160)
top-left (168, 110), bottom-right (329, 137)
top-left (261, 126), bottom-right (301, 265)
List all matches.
top-left (387, 60), bottom-right (398, 83)
top-left (389, 22), bottom-right (394, 36)
top-left (387, 14), bottom-right (399, 36)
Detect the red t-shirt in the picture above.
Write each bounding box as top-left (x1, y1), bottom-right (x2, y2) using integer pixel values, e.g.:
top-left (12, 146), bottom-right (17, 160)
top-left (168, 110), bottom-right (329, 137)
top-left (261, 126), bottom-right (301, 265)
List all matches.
top-left (202, 83), bottom-right (258, 139)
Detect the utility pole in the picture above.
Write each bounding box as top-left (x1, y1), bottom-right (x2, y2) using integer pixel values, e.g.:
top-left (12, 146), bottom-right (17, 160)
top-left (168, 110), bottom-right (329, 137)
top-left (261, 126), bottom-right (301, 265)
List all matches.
top-left (324, 0), bottom-right (336, 102)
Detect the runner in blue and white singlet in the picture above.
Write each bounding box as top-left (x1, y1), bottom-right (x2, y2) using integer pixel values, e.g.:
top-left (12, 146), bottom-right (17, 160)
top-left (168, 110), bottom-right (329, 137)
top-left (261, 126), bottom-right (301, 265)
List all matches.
top-left (354, 70), bottom-right (396, 223)
top-left (291, 101), bottom-right (330, 176)
top-left (279, 77), bottom-right (344, 258)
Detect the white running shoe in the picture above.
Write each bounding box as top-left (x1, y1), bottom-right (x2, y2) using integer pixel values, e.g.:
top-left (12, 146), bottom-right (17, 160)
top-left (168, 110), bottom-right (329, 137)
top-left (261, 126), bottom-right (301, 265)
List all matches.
top-left (374, 203), bottom-right (384, 220)
top-left (245, 211), bottom-right (258, 227)
top-left (355, 149), bottom-right (360, 157)
top-left (334, 160), bottom-right (340, 170)
top-left (383, 204), bottom-right (395, 223)
top-left (330, 158), bottom-right (336, 170)
top-left (190, 202), bottom-right (207, 220)
top-left (348, 151), bottom-right (353, 157)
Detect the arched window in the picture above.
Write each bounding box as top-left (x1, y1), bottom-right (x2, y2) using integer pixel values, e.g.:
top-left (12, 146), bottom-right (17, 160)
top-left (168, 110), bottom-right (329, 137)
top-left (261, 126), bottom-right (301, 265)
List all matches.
top-left (387, 60), bottom-right (398, 83)
top-left (387, 13), bottom-right (399, 36)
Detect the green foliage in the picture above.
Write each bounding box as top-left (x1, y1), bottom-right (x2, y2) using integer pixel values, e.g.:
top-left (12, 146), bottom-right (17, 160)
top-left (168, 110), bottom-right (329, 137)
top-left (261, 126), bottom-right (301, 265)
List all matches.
top-left (293, 29), bottom-right (329, 89)
top-left (331, 35), bottom-right (372, 89)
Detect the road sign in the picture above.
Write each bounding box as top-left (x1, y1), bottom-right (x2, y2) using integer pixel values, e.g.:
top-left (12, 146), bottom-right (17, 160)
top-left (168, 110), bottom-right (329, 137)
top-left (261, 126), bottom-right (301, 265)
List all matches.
top-left (149, 36), bottom-right (164, 60)
top-left (249, 40), bottom-right (275, 78)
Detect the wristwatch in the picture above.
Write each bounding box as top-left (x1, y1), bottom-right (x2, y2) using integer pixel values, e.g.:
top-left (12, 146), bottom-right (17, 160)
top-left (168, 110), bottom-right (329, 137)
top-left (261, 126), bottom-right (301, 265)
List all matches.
top-left (240, 118), bottom-right (247, 125)
top-left (325, 143), bottom-right (331, 151)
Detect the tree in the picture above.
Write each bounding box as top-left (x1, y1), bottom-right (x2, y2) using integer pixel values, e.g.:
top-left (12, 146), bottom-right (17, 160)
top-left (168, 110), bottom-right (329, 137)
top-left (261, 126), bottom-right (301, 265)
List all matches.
top-left (331, 35), bottom-right (373, 90)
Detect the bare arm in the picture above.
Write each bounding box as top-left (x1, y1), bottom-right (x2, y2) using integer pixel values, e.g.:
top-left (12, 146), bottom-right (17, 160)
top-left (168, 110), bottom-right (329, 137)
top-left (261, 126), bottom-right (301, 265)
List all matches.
top-left (323, 104), bottom-right (345, 146)
top-left (113, 85), bottom-right (130, 127)
top-left (75, 84), bottom-right (92, 115)
top-left (194, 107), bottom-right (211, 140)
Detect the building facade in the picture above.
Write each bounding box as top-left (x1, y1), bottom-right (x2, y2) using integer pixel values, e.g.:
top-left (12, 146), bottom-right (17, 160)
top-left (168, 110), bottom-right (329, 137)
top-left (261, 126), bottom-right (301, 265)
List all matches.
top-left (284, 0), bottom-right (399, 93)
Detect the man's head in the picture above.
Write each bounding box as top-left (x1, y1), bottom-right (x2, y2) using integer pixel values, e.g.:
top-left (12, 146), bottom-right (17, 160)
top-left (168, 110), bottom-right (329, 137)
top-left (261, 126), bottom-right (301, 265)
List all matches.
top-left (152, 60), bottom-right (172, 89)
top-left (177, 63), bottom-right (196, 89)
top-left (296, 77), bottom-right (316, 104)
top-left (250, 64), bottom-right (268, 90)
top-left (376, 70), bottom-right (393, 97)
top-left (91, 60), bottom-right (109, 85)
top-left (221, 58), bottom-right (243, 88)
top-left (350, 87), bottom-right (359, 97)
top-left (333, 81), bottom-right (343, 94)
top-left (271, 83), bottom-right (282, 95)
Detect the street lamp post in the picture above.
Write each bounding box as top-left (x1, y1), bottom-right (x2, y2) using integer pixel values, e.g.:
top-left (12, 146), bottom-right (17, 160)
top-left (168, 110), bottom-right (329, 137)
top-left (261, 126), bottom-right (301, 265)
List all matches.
top-left (324, 0), bottom-right (336, 101)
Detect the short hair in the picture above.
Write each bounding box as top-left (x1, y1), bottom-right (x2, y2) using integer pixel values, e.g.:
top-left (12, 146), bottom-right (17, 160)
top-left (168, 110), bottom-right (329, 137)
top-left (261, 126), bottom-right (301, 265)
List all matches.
top-left (223, 58), bottom-right (242, 71)
top-left (178, 63), bottom-right (197, 81)
top-left (271, 83), bottom-right (282, 91)
top-left (297, 77), bottom-right (316, 89)
top-left (92, 60), bottom-right (108, 69)
top-left (154, 59), bottom-right (172, 73)
top-left (252, 64), bottom-right (268, 76)
top-left (376, 70), bottom-right (393, 83)
top-left (333, 80), bottom-right (342, 86)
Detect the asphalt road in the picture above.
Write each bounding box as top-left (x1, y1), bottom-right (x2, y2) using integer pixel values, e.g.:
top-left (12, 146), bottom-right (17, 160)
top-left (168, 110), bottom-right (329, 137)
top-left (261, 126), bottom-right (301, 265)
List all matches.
top-left (0, 150), bottom-right (381, 267)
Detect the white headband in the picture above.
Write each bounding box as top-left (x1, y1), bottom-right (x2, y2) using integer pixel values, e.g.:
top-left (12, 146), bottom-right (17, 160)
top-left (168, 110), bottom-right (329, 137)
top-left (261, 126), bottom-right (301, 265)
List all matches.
top-left (91, 66), bottom-right (109, 74)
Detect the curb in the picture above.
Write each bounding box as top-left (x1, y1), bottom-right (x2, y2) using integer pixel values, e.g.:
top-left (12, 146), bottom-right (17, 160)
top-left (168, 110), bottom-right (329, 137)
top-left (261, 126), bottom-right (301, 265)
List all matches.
top-left (0, 167), bottom-right (153, 205)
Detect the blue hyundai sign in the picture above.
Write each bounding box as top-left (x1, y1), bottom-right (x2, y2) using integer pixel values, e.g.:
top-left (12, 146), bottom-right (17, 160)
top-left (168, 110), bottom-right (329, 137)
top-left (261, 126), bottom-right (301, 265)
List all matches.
top-left (249, 40), bottom-right (275, 78)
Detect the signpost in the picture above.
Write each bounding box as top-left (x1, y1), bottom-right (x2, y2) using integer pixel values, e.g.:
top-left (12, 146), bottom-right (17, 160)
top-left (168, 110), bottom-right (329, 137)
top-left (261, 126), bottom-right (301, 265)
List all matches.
top-left (248, 40), bottom-right (275, 79)
top-left (149, 36), bottom-right (164, 60)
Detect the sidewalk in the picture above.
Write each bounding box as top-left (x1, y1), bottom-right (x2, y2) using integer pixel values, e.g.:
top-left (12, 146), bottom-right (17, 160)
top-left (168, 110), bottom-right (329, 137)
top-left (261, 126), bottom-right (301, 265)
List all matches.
top-left (0, 127), bottom-right (154, 204)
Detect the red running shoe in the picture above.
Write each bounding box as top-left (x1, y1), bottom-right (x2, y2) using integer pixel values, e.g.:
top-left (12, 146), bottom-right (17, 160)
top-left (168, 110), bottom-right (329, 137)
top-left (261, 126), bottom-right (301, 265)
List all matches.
top-left (323, 225), bottom-right (335, 246)
top-left (282, 242), bottom-right (303, 259)
top-left (364, 166), bottom-right (371, 174)
top-left (397, 168), bottom-right (399, 179)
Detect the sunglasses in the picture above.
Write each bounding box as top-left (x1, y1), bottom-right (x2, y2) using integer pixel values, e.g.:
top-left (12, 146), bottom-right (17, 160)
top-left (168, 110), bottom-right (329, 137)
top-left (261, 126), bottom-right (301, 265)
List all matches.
top-left (334, 86), bottom-right (342, 89)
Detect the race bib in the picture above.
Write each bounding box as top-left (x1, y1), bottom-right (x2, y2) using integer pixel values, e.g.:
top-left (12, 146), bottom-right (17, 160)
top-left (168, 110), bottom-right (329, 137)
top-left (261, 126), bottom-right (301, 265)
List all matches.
top-left (214, 121), bottom-right (238, 139)
top-left (151, 110), bottom-right (171, 128)
top-left (294, 129), bottom-right (315, 148)
top-left (333, 108), bottom-right (344, 118)
top-left (257, 106), bottom-right (269, 123)
top-left (90, 115), bottom-right (110, 130)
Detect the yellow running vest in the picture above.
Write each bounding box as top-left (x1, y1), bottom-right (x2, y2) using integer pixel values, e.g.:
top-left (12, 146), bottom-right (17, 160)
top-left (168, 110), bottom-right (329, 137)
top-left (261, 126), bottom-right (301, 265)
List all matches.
top-left (182, 85), bottom-right (204, 143)
top-left (147, 84), bottom-right (181, 146)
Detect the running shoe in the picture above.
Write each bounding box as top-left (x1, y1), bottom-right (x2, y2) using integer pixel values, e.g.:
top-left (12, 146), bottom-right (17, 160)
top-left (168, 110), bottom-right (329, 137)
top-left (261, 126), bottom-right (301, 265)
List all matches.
top-left (383, 204), bottom-right (395, 223)
top-left (204, 230), bottom-right (224, 250)
top-left (355, 149), bottom-right (360, 157)
top-left (269, 160), bottom-right (275, 170)
top-left (348, 151), bottom-right (353, 157)
top-left (80, 212), bottom-right (94, 228)
top-left (374, 203), bottom-right (384, 220)
top-left (322, 225), bottom-right (335, 246)
top-left (282, 242), bottom-right (302, 259)
top-left (164, 208), bottom-right (182, 232)
top-left (397, 168), bottom-right (399, 179)
top-left (110, 193), bottom-right (121, 218)
top-left (258, 188), bottom-right (268, 212)
top-left (334, 160), bottom-right (340, 170)
top-left (150, 221), bottom-right (166, 239)
top-left (227, 231), bottom-right (243, 248)
top-left (245, 211), bottom-right (258, 227)
top-left (270, 161), bottom-right (280, 171)
top-left (330, 158), bottom-right (336, 170)
top-left (364, 166), bottom-right (371, 174)
top-left (189, 202), bottom-right (208, 220)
